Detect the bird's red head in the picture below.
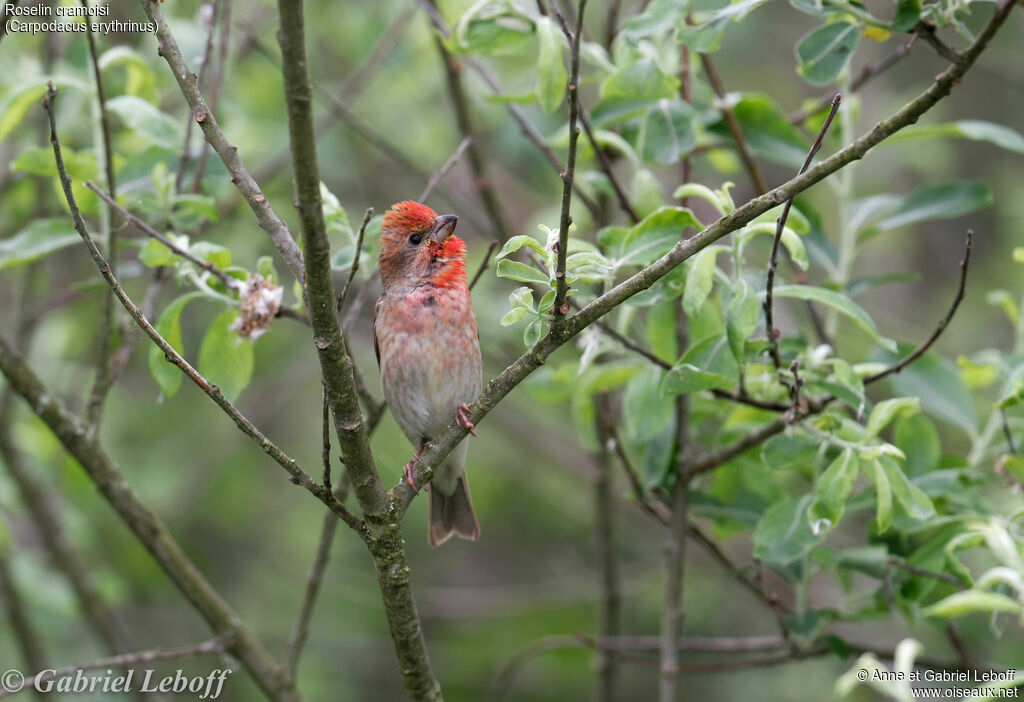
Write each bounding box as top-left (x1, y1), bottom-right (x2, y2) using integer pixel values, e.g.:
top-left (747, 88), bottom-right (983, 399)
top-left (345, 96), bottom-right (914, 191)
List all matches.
top-left (378, 201), bottom-right (467, 292)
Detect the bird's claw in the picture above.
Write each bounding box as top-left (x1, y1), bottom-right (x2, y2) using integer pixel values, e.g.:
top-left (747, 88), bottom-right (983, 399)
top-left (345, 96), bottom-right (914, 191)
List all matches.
top-left (403, 441), bottom-right (431, 492)
top-left (455, 403), bottom-right (478, 437)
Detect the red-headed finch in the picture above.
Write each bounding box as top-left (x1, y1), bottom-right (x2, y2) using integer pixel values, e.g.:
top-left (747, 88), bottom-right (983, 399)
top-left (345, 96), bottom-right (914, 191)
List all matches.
top-left (374, 201), bottom-right (483, 547)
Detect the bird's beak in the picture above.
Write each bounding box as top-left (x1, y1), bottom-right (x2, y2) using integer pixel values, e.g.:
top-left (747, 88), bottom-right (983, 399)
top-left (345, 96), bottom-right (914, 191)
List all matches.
top-left (431, 214), bottom-right (458, 244)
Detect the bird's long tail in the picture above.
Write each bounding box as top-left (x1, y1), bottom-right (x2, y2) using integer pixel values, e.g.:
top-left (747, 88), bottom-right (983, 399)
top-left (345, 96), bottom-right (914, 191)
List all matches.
top-left (428, 474), bottom-right (479, 547)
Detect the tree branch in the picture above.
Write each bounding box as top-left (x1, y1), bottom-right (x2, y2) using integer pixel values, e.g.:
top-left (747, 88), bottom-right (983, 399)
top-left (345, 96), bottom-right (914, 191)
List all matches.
top-left (136, 0), bottom-right (305, 284)
top-left (578, 107), bottom-right (639, 224)
top-left (393, 0), bottom-right (1014, 506)
top-left (864, 230), bottom-right (972, 384)
top-left (700, 54), bottom-right (767, 195)
top-left (0, 555), bottom-right (48, 700)
top-left (764, 93), bottom-right (841, 370)
top-left (550, 0), bottom-right (588, 322)
top-left (337, 207), bottom-right (374, 313)
top-left (469, 239), bottom-right (500, 292)
top-left (418, 136), bottom-right (472, 203)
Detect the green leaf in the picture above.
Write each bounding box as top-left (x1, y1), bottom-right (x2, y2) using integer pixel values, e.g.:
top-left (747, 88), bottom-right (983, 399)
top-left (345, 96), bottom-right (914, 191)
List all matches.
top-left (864, 397), bottom-right (920, 440)
top-left (0, 79), bottom-right (58, 142)
top-left (623, 0), bottom-right (685, 40)
top-left (138, 238), bottom-right (177, 267)
top-left (496, 259), bottom-right (550, 285)
top-left (753, 495), bottom-right (823, 564)
top-left (600, 57), bottom-right (679, 102)
top-left (523, 317), bottom-right (545, 347)
top-left (639, 98), bottom-right (696, 165)
top-left (795, 22), bottom-right (860, 86)
top-left (148, 294), bottom-right (201, 399)
top-left (879, 456), bottom-right (935, 521)
top-left (894, 413), bottom-right (940, 477)
top-left (0, 219), bottom-right (81, 270)
top-left (682, 246), bottom-right (724, 318)
top-left (761, 432), bottom-right (820, 471)
top-left (632, 169), bottom-right (665, 218)
top-left (617, 207), bottom-right (700, 268)
top-left (873, 181), bottom-right (993, 233)
top-left (623, 367), bottom-right (674, 442)
top-left (994, 364), bottom-right (1024, 409)
top-left (98, 46), bottom-right (156, 101)
top-left (863, 459), bottom-right (893, 533)
top-left (495, 234), bottom-right (546, 260)
top-left (922, 591), bottom-right (1024, 619)
top-left (173, 194), bottom-right (219, 223)
top-left (535, 17), bottom-right (566, 114)
top-left (106, 95), bottom-right (181, 148)
top-left (770, 285), bottom-right (897, 351)
top-left (810, 448), bottom-right (860, 527)
top-left (886, 120), bottom-right (1024, 155)
top-left (449, 0), bottom-right (535, 55)
top-left (726, 279), bottom-right (760, 359)
top-left (662, 334), bottom-right (739, 393)
top-left (710, 94), bottom-right (810, 168)
top-left (879, 348), bottom-right (977, 436)
top-left (677, 16), bottom-right (730, 52)
top-left (189, 242), bottom-right (231, 270)
top-left (647, 300), bottom-right (678, 361)
top-left (198, 309), bottom-right (254, 402)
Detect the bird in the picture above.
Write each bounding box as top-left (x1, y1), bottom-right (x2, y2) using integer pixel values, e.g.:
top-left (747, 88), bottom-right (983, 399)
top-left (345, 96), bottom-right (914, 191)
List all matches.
top-left (374, 200), bottom-right (483, 547)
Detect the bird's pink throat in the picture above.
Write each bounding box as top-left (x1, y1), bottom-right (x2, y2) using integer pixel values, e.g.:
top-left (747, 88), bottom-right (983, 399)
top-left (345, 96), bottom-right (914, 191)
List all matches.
top-left (428, 236), bottom-right (468, 288)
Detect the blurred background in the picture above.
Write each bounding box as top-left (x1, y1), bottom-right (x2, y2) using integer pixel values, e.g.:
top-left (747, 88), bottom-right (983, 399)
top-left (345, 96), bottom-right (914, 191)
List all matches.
top-left (0, 0), bottom-right (1021, 699)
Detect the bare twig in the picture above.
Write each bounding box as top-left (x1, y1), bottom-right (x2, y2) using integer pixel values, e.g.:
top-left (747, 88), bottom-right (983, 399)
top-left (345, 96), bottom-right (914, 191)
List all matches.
top-left (469, 239), bottom-right (500, 292)
top-left (418, 136), bottom-right (472, 203)
top-left (337, 207), bottom-right (374, 312)
top-left (701, 54), bottom-right (767, 195)
top-left (789, 36), bottom-right (916, 125)
top-left (190, 0), bottom-right (234, 193)
top-left (579, 108), bottom-right (639, 224)
top-left (864, 231), bottom-right (972, 384)
top-left (87, 182), bottom-right (239, 289)
top-left (1001, 408), bottom-right (1017, 454)
top-left (913, 20), bottom-right (963, 64)
top-left (44, 85), bottom-right (362, 532)
top-left (137, 0), bottom-right (305, 283)
top-left (176, 0), bottom-right (220, 193)
top-left (551, 0), bottom-right (588, 323)
top-left (764, 94), bottom-right (842, 370)
top-left (603, 0), bottom-right (621, 49)
top-left (0, 638), bottom-right (230, 700)
top-left (887, 556), bottom-right (966, 588)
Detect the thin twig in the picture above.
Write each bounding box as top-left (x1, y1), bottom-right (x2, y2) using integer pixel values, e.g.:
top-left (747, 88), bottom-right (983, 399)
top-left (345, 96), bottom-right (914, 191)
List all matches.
top-left (764, 94), bottom-right (842, 370)
top-left (469, 239), bottom-right (500, 292)
top-left (887, 556), bottom-right (966, 588)
top-left (1001, 408), bottom-right (1017, 454)
top-left (701, 54), bottom-right (767, 195)
top-left (0, 638), bottom-right (230, 700)
top-left (913, 20), bottom-right (963, 64)
top-left (87, 182), bottom-right (240, 290)
top-left (190, 0), bottom-right (234, 193)
top-left (337, 207), bottom-right (374, 312)
top-left (418, 136), bottom-right (472, 203)
top-left (550, 0), bottom-right (588, 323)
top-left (176, 0), bottom-right (220, 193)
top-left (864, 231), bottom-right (972, 384)
top-left (0, 556), bottom-right (48, 698)
top-left (789, 36), bottom-right (917, 125)
top-left (45, 85), bottom-right (362, 532)
top-left (321, 383), bottom-right (332, 492)
top-left (579, 108), bottom-right (639, 224)
top-left (137, 0), bottom-right (305, 283)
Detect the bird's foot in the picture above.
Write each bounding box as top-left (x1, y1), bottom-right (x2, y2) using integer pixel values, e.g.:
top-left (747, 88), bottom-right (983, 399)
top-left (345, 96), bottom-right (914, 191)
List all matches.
top-left (455, 403), bottom-right (478, 437)
top-left (403, 441), bottom-right (427, 491)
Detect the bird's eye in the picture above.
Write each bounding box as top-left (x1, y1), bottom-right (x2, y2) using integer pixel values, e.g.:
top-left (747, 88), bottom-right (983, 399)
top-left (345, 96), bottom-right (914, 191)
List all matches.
top-left (409, 233), bottom-right (422, 245)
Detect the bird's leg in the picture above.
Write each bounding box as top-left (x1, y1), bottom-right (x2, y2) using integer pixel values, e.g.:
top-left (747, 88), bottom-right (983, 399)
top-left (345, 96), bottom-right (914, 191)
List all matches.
top-left (455, 403), bottom-right (478, 437)
top-left (402, 439), bottom-right (430, 492)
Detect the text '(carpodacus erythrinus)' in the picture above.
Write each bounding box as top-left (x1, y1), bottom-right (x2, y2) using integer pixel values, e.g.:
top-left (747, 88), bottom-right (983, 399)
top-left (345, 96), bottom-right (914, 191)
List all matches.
top-left (374, 201), bottom-right (483, 547)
